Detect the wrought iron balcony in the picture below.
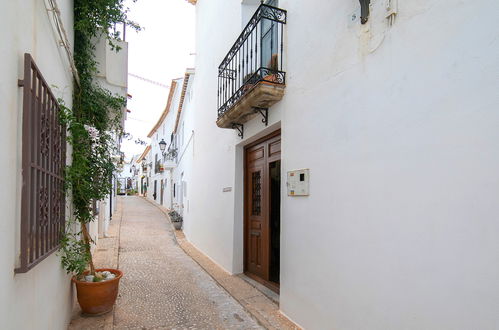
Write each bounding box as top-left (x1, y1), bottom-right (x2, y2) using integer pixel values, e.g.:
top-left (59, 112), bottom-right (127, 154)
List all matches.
top-left (217, 3), bottom-right (287, 132)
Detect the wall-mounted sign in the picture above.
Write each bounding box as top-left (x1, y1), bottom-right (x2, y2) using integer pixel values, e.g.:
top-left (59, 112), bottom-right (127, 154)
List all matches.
top-left (287, 169), bottom-right (309, 196)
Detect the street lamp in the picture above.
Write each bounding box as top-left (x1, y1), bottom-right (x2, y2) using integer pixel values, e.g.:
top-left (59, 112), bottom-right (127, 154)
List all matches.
top-left (159, 139), bottom-right (167, 155)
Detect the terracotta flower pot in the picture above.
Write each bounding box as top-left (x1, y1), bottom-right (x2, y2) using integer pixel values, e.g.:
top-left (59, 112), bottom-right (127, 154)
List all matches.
top-left (72, 268), bottom-right (123, 315)
top-left (263, 74), bottom-right (279, 83)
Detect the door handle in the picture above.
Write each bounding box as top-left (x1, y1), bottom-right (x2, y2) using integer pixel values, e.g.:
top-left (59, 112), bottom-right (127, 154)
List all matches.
top-left (251, 231), bottom-right (261, 237)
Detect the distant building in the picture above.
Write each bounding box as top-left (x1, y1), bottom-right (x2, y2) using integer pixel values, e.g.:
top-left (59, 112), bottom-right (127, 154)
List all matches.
top-left (136, 146), bottom-right (151, 196)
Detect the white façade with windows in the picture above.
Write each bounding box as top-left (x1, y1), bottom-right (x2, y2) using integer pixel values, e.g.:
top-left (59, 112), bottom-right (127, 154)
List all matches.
top-left (143, 70), bottom-right (197, 229)
top-left (184, 0), bottom-right (499, 329)
top-left (145, 77), bottom-right (184, 209)
top-left (169, 70), bottom-right (195, 234)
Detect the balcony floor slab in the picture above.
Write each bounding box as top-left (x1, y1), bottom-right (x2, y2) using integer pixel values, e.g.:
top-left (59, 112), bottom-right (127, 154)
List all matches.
top-left (217, 82), bottom-right (285, 129)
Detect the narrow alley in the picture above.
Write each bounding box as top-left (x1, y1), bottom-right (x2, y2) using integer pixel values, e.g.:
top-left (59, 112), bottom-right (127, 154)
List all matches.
top-left (4, 1), bottom-right (499, 329)
top-left (70, 196), bottom-right (261, 329)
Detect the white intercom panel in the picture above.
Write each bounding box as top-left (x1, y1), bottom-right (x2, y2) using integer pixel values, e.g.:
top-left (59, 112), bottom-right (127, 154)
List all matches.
top-left (287, 169), bottom-right (310, 196)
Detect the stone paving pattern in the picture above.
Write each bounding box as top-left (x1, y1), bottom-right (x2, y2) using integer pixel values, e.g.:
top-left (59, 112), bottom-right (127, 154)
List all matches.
top-left (71, 196), bottom-right (262, 329)
top-left (150, 201), bottom-right (300, 330)
top-left (115, 196), bottom-right (262, 329)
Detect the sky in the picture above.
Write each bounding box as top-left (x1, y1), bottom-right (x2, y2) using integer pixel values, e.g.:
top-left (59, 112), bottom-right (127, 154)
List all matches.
top-left (121, 0), bottom-right (195, 160)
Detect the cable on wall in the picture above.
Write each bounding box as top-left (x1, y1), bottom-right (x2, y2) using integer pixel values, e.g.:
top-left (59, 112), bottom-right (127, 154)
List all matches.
top-left (44, 0), bottom-right (80, 86)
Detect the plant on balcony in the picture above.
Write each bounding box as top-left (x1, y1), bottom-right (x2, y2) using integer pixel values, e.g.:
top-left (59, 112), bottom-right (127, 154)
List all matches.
top-left (58, 0), bottom-right (140, 316)
top-left (263, 53), bottom-right (280, 83)
top-left (242, 72), bottom-right (257, 92)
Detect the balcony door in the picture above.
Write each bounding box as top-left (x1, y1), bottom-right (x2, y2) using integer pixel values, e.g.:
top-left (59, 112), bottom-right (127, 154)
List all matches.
top-left (245, 130), bottom-right (281, 292)
top-left (261, 0), bottom-right (279, 70)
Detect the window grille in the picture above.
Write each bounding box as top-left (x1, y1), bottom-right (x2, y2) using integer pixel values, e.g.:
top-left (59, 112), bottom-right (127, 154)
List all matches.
top-left (16, 54), bottom-right (66, 273)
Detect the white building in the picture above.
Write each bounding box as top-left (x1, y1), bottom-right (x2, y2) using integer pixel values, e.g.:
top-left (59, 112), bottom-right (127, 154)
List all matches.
top-left (143, 69), bottom-right (196, 232)
top-left (145, 76), bottom-right (189, 209)
top-left (0, 1), bottom-right (75, 329)
top-left (0, 1), bottom-right (128, 328)
top-left (169, 70), bottom-right (195, 226)
top-left (136, 145), bottom-right (151, 196)
top-left (118, 153), bottom-right (141, 194)
top-left (92, 35), bottom-right (129, 241)
top-left (174, 0), bottom-right (499, 329)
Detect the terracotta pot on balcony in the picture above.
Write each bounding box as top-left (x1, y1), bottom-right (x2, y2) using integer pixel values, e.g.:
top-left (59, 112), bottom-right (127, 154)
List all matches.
top-left (263, 74), bottom-right (279, 84)
top-left (72, 268), bottom-right (123, 315)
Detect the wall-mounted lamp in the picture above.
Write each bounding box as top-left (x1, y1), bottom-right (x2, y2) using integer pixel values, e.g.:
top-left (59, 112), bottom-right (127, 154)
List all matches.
top-left (159, 139), bottom-right (167, 155)
top-left (359, 0), bottom-right (370, 24)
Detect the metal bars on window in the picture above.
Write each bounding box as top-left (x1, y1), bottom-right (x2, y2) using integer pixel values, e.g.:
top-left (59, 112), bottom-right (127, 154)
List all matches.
top-left (16, 54), bottom-right (66, 273)
top-left (217, 3), bottom-right (287, 119)
top-left (251, 171), bottom-right (262, 215)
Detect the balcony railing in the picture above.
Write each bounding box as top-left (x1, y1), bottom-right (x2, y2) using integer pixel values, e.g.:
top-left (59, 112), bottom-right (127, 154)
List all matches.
top-left (217, 3), bottom-right (287, 123)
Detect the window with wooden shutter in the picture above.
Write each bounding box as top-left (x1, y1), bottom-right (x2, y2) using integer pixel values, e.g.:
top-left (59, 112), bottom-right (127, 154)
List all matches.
top-left (16, 54), bottom-right (67, 273)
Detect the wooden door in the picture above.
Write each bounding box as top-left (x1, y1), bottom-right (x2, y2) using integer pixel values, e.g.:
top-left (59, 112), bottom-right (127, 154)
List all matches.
top-left (245, 131), bottom-right (281, 284)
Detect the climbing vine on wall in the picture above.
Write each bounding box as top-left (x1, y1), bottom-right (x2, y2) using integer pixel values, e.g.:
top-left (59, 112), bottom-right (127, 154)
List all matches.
top-left (59, 0), bottom-right (140, 276)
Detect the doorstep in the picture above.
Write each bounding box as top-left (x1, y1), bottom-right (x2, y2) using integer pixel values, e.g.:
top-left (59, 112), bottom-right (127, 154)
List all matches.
top-left (147, 198), bottom-right (300, 330)
top-left (238, 274), bottom-right (280, 305)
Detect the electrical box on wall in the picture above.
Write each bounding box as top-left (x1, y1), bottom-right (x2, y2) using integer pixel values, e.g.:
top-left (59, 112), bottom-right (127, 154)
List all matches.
top-left (287, 169), bottom-right (310, 196)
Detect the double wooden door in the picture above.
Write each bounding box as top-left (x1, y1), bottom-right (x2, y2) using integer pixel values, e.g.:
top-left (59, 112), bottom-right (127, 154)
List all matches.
top-left (245, 131), bottom-right (281, 287)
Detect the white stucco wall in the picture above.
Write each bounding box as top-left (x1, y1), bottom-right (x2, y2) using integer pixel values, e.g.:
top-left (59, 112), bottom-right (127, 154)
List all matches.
top-left (188, 0), bottom-right (286, 273)
top-left (189, 0), bottom-right (499, 329)
top-left (278, 0), bottom-right (499, 329)
top-left (0, 1), bottom-right (74, 329)
top-left (146, 78), bottom-right (183, 208)
top-left (170, 74), bottom-right (195, 234)
top-left (186, 0), bottom-right (244, 273)
top-left (93, 35), bottom-right (129, 241)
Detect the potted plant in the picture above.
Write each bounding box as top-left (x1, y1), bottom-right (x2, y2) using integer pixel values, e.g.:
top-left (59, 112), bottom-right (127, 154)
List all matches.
top-left (58, 120), bottom-right (126, 316)
top-left (60, 211), bottom-right (124, 315)
top-left (263, 53), bottom-right (280, 83)
top-left (242, 72), bottom-right (257, 93)
top-left (57, 0), bottom-right (140, 317)
top-left (168, 210), bottom-right (183, 230)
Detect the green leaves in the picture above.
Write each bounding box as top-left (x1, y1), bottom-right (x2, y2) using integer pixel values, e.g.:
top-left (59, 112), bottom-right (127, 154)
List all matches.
top-left (58, 0), bottom-right (140, 275)
top-left (59, 220), bottom-right (91, 275)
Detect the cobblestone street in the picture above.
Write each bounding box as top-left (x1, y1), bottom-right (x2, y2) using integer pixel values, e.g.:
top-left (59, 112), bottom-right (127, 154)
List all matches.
top-left (70, 196), bottom-right (261, 329)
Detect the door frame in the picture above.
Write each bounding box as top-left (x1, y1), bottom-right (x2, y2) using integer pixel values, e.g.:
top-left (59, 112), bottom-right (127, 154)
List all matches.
top-left (243, 129), bottom-right (281, 293)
